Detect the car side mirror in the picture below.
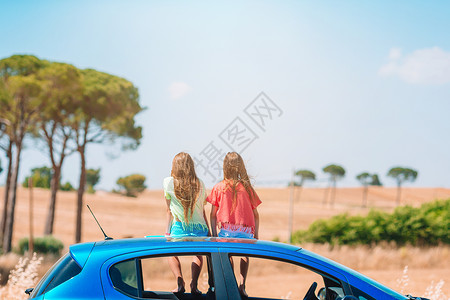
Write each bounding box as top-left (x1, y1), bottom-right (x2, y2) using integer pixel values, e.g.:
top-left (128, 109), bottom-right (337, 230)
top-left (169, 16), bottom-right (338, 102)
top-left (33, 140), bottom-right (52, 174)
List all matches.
top-left (318, 287), bottom-right (326, 299)
top-left (25, 288), bottom-right (34, 295)
top-left (342, 296), bottom-right (358, 300)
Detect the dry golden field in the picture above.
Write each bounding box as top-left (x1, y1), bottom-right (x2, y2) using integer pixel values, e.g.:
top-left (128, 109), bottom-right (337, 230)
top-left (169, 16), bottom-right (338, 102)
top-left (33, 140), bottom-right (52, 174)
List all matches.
top-left (1, 185), bottom-right (449, 297)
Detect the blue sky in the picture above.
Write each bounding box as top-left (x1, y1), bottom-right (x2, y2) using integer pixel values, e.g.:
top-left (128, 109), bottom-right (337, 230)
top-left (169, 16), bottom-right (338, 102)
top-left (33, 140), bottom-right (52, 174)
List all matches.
top-left (1, 0), bottom-right (449, 189)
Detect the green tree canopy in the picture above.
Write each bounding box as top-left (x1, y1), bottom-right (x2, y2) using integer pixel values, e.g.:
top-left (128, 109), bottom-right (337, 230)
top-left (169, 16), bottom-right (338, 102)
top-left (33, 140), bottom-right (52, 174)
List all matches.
top-left (23, 166), bottom-right (52, 189)
top-left (0, 54), bottom-right (48, 78)
top-left (356, 172), bottom-right (371, 186)
top-left (78, 69), bottom-right (143, 149)
top-left (387, 167), bottom-right (418, 186)
top-left (117, 174), bottom-right (147, 197)
top-left (371, 174), bottom-right (382, 186)
top-left (86, 168), bottom-right (101, 193)
top-left (37, 62), bottom-right (83, 124)
top-left (60, 182), bottom-right (75, 191)
top-left (387, 167), bottom-right (418, 205)
top-left (356, 172), bottom-right (383, 186)
top-left (323, 164), bottom-right (346, 179)
top-left (295, 169), bottom-right (316, 186)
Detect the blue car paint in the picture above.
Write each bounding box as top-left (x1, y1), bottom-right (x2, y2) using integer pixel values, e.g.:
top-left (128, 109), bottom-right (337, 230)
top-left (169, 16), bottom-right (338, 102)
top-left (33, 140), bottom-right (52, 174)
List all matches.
top-left (69, 242), bottom-right (95, 268)
top-left (41, 254), bottom-right (104, 299)
top-left (29, 237), bottom-right (409, 300)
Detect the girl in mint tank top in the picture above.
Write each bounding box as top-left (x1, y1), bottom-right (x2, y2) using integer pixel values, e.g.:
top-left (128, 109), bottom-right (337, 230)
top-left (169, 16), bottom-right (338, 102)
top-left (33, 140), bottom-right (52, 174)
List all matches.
top-left (164, 152), bottom-right (210, 295)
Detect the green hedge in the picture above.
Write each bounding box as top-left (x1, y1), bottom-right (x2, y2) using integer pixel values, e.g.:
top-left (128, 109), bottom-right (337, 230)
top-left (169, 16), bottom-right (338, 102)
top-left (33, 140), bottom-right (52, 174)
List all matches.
top-left (18, 236), bottom-right (64, 255)
top-left (292, 199), bottom-right (450, 246)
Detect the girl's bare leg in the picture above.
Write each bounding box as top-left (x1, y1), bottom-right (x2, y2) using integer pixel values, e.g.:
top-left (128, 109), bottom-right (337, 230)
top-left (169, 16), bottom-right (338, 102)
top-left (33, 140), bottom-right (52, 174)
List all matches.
top-left (168, 256), bottom-right (185, 293)
top-left (229, 256), bottom-right (234, 271)
top-left (239, 256), bottom-right (249, 297)
top-left (190, 255), bottom-right (203, 293)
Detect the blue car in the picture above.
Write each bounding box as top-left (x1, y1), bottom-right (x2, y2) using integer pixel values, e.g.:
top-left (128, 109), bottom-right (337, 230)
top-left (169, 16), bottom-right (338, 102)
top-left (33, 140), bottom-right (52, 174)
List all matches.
top-left (26, 237), bottom-right (427, 300)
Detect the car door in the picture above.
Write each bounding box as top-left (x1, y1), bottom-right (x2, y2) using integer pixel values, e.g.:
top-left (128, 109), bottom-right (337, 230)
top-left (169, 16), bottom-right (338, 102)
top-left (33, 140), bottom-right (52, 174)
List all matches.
top-left (101, 247), bottom-right (229, 300)
top-left (217, 247), bottom-right (352, 300)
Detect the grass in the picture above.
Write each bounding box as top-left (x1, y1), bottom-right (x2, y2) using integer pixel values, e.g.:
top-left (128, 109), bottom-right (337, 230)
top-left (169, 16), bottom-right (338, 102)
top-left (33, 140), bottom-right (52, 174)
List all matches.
top-left (300, 243), bottom-right (450, 270)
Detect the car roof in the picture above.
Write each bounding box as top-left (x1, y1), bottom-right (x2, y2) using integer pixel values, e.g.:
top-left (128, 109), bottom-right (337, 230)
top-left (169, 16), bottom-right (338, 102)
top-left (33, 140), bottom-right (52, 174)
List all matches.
top-left (69, 237), bottom-right (301, 266)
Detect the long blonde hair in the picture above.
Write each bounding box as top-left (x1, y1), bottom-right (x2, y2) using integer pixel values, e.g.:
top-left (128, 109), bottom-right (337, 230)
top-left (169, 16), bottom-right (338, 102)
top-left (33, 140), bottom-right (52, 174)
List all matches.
top-left (223, 152), bottom-right (256, 211)
top-left (171, 152), bottom-right (200, 223)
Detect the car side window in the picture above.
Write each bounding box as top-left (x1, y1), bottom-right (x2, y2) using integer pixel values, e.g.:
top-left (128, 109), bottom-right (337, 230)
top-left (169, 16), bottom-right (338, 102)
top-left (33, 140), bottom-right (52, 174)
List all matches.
top-left (110, 255), bottom-right (215, 299)
top-left (229, 255), bottom-right (344, 300)
top-left (110, 259), bottom-right (139, 297)
top-left (140, 255), bottom-right (214, 298)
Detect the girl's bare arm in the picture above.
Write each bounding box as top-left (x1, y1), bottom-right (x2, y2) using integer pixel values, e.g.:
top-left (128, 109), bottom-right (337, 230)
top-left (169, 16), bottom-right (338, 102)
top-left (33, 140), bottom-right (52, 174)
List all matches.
top-left (203, 207), bottom-right (211, 236)
top-left (165, 198), bottom-right (173, 235)
top-left (210, 205), bottom-right (218, 237)
top-left (253, 208), bottom-right (259, 239)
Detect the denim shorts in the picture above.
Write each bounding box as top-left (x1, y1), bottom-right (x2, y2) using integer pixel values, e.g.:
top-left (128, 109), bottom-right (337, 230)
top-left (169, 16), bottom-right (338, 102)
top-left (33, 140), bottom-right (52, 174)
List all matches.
top-left (218, 228), bottom-right (254, 239)
top-left (170, 221), bottom-right (208, 238)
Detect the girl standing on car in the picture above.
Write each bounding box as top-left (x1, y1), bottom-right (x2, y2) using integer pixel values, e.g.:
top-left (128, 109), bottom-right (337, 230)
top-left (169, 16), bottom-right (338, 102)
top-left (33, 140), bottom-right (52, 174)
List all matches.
top-left (164, 152), bottom-right (210, 295)
top-left (207, 152), bottom-right (261, 297)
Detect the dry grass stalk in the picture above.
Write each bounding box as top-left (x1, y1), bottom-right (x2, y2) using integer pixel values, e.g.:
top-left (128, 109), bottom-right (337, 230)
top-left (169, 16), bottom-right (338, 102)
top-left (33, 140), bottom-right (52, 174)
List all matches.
top-left (396, 266), bottom-right (409, 294)
top-left (423, 279), bottom-right (447, 300)
top-left (0, 253), bottom-right (43, 300)
top-left (396, 265), bottom-right (448, 300)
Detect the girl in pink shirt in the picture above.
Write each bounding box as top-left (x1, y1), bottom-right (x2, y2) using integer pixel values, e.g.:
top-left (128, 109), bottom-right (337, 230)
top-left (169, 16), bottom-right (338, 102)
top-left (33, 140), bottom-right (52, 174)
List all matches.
top-left (207, 152), bottom-right (261, 296)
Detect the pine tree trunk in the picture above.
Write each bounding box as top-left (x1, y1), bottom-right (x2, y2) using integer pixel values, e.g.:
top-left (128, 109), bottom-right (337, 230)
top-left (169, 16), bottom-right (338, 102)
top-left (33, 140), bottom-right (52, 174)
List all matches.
top-left (44, 166), bottom-right (61, 235)
top-left (330, 179), bottom-right (337, 208)
top-left (0, 141), bottom-right (13, 239)
top-left (322, 185), bottom-right (330, 206)
top-left (396, 183), bottom-right (402, 206)
top-left (2, 142), bottom-right (22, 253)
top-left (296, 186), bottom-right (304, 203)
top-left (75, 147), bottom-right (86, 243)
top-left (362, 186), bottom-right (368, 207)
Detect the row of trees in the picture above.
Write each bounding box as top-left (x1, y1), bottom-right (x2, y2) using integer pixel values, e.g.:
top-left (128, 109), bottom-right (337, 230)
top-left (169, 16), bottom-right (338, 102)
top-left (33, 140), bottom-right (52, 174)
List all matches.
top-left (293, 164), bottom-right (418, 207)
top-left (21, 166), bottom-right (146, 197)
top-left (116, 174), bottom-right (147, 197)
top-left (22, 166), bottom-right (101, 193)
top-left (0, 54), bottom-right (144, 252)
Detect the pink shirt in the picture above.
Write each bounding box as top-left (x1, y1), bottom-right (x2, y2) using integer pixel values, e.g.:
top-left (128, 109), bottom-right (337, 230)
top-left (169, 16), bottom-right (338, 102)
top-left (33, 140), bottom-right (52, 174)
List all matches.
top-left (207, 180), bottom-right (261, 233)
